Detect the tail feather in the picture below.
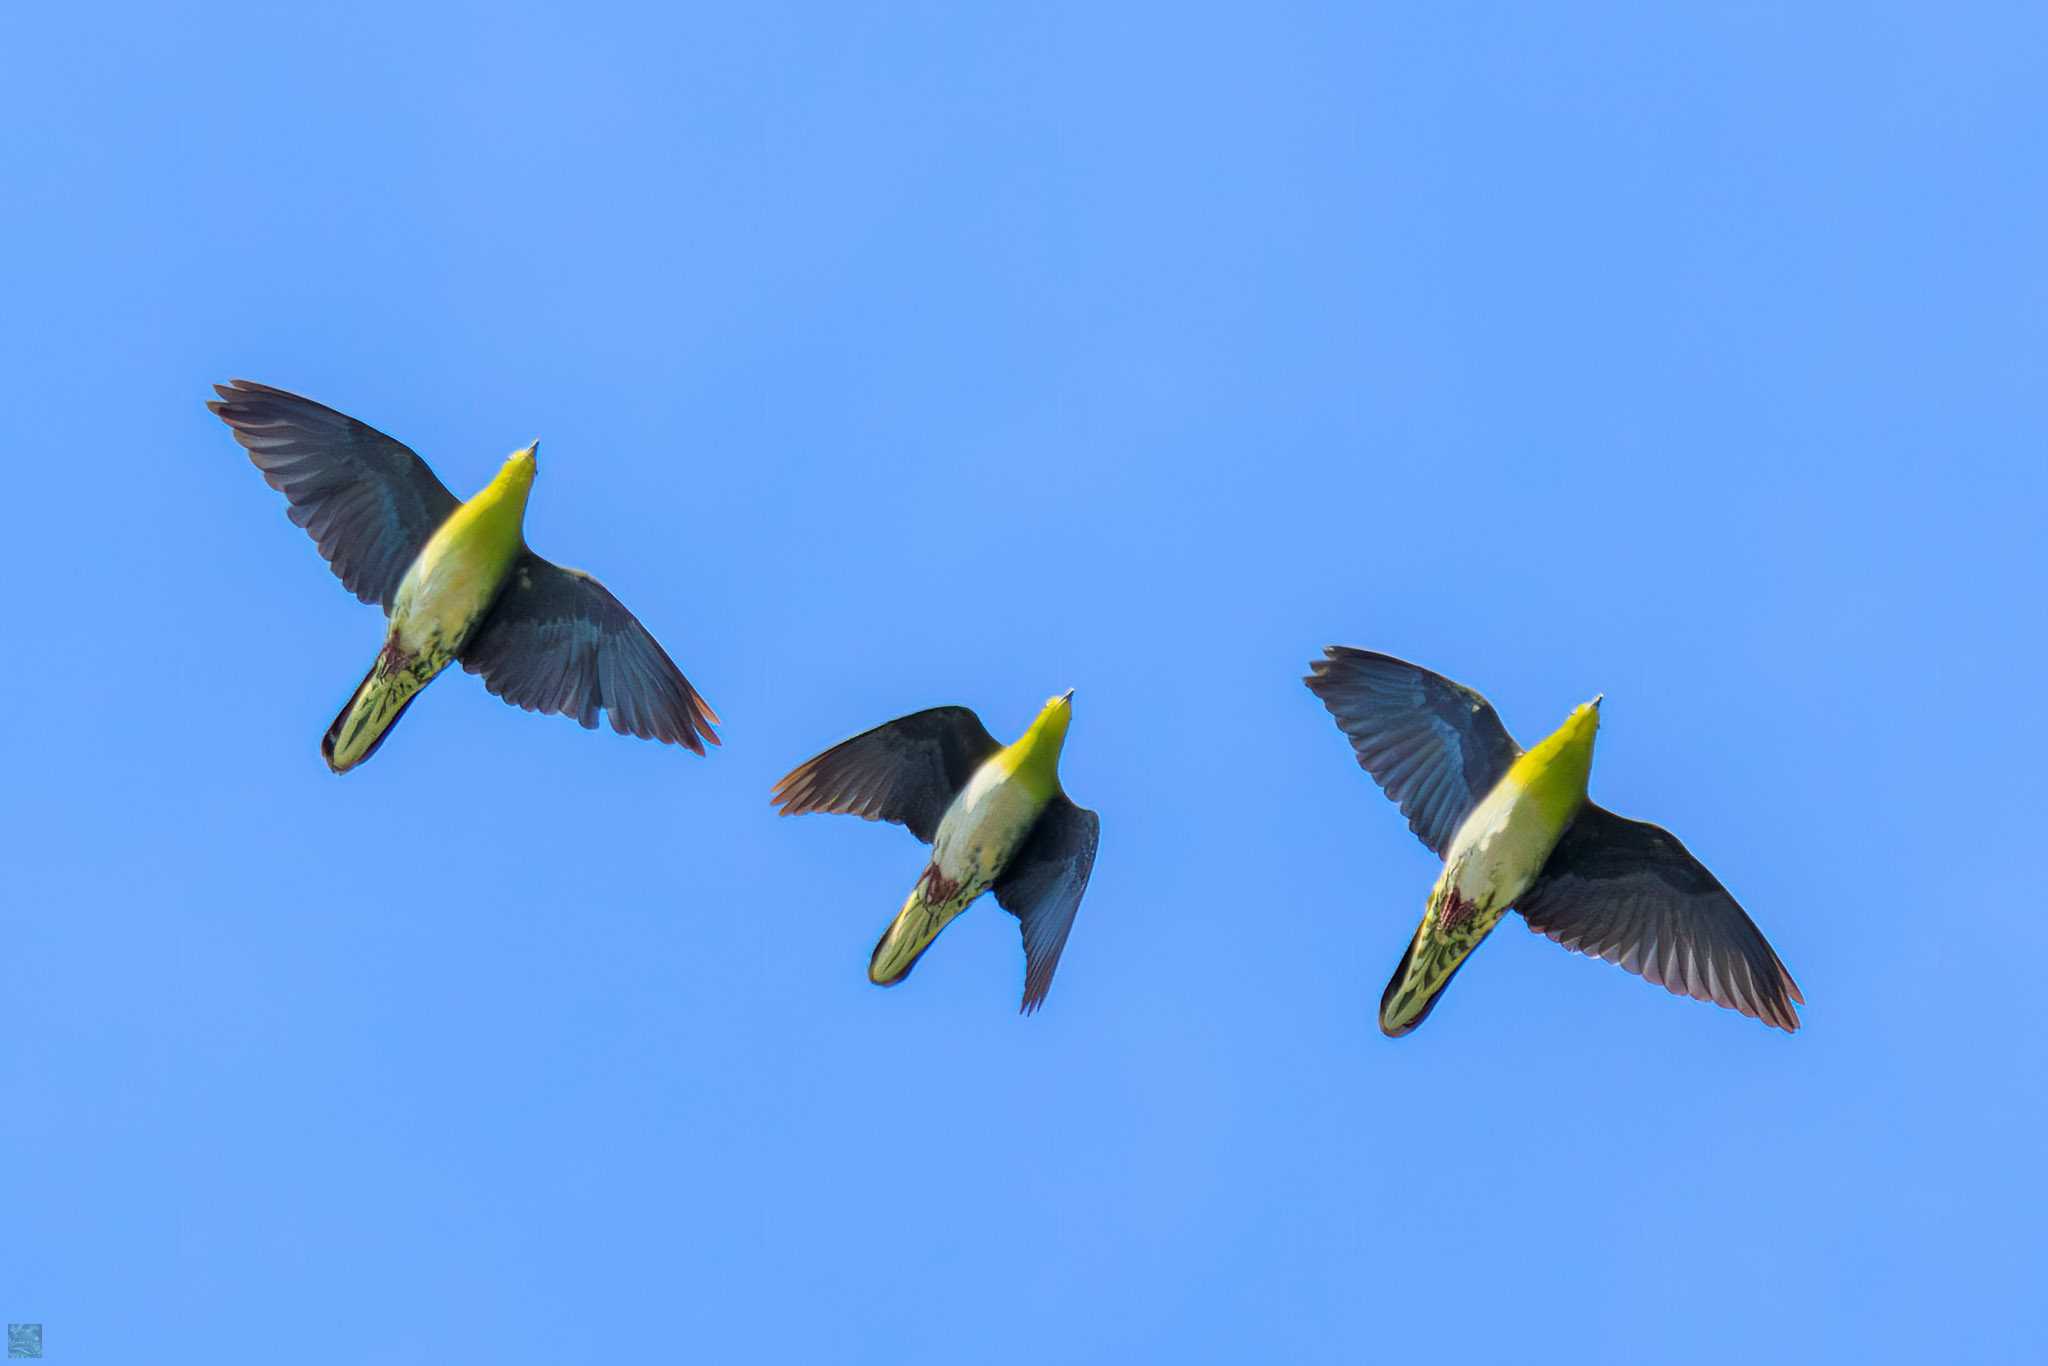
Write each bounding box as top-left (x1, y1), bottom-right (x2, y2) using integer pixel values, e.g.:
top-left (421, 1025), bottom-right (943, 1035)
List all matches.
top-left (321, 654), bottom-right (429, 773)
top-left (1379, 883), bottom-right (1503, 1037)
top-left (1379, 925), bottom-right (1472, 1037)
top-left (869, 867), bottom-right (973, 987)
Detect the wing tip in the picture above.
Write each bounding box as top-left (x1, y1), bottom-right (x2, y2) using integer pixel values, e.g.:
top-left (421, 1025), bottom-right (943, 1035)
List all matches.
top-left (1524, 917), bottom-right (1805, 1033)
top-left (1301, 645), bottom-right (1344, 691)
top-left (1019, 969), bottom-right (1056, 1014)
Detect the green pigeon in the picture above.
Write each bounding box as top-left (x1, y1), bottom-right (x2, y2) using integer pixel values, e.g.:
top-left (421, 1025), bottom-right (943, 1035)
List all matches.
top-left (210, 380), bottom-right (718, 771)
top-left (772, 694), bottom-right (1099, 1012)
top-left (1305, 648), bottom-right (1802, 1036)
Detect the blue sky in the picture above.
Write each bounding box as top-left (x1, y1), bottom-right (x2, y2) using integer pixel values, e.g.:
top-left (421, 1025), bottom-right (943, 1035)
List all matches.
top-left (3, 3), bottom-right (2045, 1361)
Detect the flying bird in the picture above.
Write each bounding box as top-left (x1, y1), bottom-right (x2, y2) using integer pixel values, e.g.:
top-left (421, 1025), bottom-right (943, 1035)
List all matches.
top-left (1304, 648), bottom-right (1801, 1036)
top-left (210, 379), bottom-right (718, 771)
top-left (772, 693), bottom-right (1099, 1012)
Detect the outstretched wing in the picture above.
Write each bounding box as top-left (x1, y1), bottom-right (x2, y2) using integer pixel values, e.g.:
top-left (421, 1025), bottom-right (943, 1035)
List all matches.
top-left (459, 552), bottom-right (720, 753)
top-left (1304, 647), bottom-right (1523, 858)
top-left (208, 379), bottom-right (458, 610)
top-left (771, 707), bottom-right (1000, 843)
top-left (994, 797), bottom-right (1100, 1014)
top-left (1516, 804), bottom-right (1804, 1032)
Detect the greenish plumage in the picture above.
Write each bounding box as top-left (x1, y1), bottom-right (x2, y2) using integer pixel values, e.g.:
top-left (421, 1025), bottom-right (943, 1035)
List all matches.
top-left (773, 695), bottom-right (1099, 1013)
top-left (210, 380), bottom-right (719, 770)
top-left (1306, 647), bottom-right (1803, 1035)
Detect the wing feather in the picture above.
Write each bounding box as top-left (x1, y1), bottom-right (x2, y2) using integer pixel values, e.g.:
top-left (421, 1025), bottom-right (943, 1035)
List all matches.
top-left (208, 379), bottom-right (458, 610)
top-left (993, 797), bottom-right (1100, 1013)
top-left (1517, 804), bottom-right (1804, 1031)
top-left (459, 552), bottom-right (719, 753)
top-left (1303, 648), bottom-right (1523, 857)
top-left (771, 708), bottom-right (1001, 844)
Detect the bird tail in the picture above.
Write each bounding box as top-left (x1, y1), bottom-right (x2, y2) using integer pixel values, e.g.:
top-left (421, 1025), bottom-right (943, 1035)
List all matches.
top-left (321, 647), bottom-right (431, 773)
top-left (869, 866), bottom-right (974, 987)
top-left (1378, 883), bottom-right (1505, 1037)
top-left (1378, 925), bottom-right (1470, 1037)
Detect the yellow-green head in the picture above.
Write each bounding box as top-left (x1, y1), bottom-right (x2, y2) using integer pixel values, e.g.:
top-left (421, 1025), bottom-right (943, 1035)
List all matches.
top-left (409, 440), bottom-right (541, 585)
top-left (1508, 694), bottom-right (1602, 824)
top-left (500, 440), bottom-right (540, 490)
top-left (460, 440), bottom-right (539, 523)
top-left (1006, 689), bottom-right (1076, 797)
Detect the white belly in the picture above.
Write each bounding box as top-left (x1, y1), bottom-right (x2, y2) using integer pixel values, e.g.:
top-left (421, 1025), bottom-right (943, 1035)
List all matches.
top-left (389, 543), bottom-right (505, 655)
top-left (931, 760), bottom-right (1046, 895)
top-left (1444, 775), bottom-right (1567, 912)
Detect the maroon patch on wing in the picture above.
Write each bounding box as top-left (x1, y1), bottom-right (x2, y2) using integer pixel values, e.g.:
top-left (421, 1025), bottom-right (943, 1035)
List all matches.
top-left (1438, 887), bottom-right (1477, 931)
top-left (917, 863), bottom-right (962, 904)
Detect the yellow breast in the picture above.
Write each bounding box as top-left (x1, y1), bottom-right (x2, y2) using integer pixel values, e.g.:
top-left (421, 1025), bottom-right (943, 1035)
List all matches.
top-left (388, 454), bottom-right (535, 648)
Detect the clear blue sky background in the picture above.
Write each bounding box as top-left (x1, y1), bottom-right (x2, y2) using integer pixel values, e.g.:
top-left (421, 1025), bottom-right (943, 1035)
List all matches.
top-left (3, 3), bottom-right (2044, 1362)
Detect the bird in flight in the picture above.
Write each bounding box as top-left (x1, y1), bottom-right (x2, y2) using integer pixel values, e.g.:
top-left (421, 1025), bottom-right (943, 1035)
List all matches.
top-left (1304, 648), bottom-right (1801, 1036)
top-left (210, 380), bottom-right (718, 771)
top-left (773, 693), bottom-right (1099, 1012)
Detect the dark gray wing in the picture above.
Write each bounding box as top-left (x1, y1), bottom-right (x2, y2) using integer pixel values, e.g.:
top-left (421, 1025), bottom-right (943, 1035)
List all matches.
top-left (208, 379), bottom-right (458, 610)
top-left (993, 797), bottom-right (1099, 1014)
top-left (1516, 804), bottom-right (1804, 1032)
top-left (1304, 647), bottom-right (1523, 858)
top-left (770, 707), bottom-right (1000, 843)
top-left (458, 552), bottom-right (719, 753)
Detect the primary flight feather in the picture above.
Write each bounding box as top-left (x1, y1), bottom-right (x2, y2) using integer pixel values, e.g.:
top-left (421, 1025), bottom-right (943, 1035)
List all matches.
top-left (1305, 648), bottom-right (1802, 1036)
top-left (210, 380), bottom-right (718, 770)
